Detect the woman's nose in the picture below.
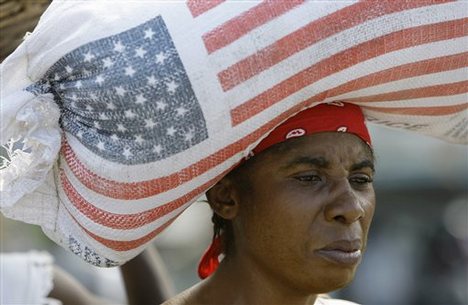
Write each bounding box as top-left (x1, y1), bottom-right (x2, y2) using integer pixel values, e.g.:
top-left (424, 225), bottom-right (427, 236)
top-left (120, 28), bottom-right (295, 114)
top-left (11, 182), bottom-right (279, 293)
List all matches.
top-left (324, 182), bottom-right (365, 224)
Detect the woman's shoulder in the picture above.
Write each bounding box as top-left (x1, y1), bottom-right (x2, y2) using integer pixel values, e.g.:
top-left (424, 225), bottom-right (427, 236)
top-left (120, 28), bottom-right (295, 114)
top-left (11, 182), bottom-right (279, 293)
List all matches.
top-left (161, 289), bottom-right (192, 305)
top-left (161, 282), bottom-right (205, 305)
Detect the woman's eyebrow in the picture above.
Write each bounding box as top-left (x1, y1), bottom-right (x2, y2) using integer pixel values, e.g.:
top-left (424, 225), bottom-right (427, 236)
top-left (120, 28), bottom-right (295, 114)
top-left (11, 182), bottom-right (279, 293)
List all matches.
top-left (351, 160), bottom-right (375, 173)
top-left (281, 156), bottom-right (329, 170)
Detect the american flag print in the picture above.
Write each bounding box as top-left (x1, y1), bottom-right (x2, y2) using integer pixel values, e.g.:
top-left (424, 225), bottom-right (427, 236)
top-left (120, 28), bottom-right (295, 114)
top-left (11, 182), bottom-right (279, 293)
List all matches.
top-left (28, 15), bottom-right (208, 165)
top-left (6, 0), bottom-right (466, 266)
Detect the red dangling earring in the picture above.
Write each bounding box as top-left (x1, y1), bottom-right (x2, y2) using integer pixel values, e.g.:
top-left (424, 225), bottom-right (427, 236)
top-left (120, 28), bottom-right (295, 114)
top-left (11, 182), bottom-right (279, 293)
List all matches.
top-left (198, 234), bottom-right (223, 279)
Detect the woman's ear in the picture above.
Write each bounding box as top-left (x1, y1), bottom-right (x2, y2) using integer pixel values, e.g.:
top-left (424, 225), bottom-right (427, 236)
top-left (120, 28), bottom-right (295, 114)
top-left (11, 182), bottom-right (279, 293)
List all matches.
top-left (206, 177), bottom-right (239, 220)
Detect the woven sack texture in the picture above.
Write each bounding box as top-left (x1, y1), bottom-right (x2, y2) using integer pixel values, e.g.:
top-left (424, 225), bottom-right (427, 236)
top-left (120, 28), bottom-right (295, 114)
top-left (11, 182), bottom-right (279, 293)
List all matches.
top-left (0, 0), bottom-right (466, 266)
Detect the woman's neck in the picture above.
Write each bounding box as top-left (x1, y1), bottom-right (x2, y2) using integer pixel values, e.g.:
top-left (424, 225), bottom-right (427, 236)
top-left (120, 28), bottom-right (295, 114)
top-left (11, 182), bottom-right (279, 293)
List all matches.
top-left (196, 255), bottom-right (318, 305)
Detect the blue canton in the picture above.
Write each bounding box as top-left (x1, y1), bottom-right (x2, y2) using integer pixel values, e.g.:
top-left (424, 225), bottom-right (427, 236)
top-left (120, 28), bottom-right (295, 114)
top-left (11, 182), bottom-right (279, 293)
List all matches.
top-left (27, 15), bottom-right (208, 165)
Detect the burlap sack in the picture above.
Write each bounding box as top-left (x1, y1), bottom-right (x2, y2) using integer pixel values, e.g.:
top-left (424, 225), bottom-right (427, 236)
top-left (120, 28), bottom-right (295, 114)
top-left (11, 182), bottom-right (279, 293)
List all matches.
top-left (1, 0), bottom-right (466, 266)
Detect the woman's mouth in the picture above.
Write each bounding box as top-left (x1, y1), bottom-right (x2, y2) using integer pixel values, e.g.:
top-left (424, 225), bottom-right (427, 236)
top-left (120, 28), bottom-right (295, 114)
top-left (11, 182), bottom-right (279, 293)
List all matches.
top-left (315, 240), bottom-right (362, 265)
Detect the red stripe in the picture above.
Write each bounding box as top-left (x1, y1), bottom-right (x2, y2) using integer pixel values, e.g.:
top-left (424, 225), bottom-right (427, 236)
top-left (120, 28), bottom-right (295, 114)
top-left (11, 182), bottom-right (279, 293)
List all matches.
top-left (363, 103), bottom-right (468, 116)
top-left (230, 18), bottom-right (468, 126)
top-left (218, 0), bottom-right (453, 91)
top-left (83, 217), bottom-right (176, 251)
top-left (64, 101), bottom-right (331, 251)
top-left (60, 167), bottom-right (229, 229)
top-left (325, 52), bottom-right (468, 99)
top-left (203, 0), bottom-right (305, 54)
top-left (344, 80), bottom-right (468, 103)
top-left (187, 0), bottom-right (225, 18)
top-left (63, 53), bottom-right (467, 201)
top-left (62, 96), bottom-right (320, 200)
top-left (67, 208), bottom-right (177, 251)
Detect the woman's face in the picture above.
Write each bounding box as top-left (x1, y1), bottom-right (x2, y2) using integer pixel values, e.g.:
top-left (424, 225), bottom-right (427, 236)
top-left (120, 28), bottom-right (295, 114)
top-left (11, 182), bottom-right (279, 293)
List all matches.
top-left (231, 132), bottom-right (376, 293)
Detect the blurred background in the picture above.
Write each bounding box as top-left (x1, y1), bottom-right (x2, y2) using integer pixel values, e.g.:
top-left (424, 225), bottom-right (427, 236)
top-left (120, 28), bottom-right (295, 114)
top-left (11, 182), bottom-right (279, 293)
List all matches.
top-left (1, 1), bottom-right (467, 304)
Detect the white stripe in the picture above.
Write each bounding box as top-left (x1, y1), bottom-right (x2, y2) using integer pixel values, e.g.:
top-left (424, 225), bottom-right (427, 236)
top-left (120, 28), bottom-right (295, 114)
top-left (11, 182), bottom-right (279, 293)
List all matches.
top-left (228, 36), bottom-right (467, 111)
top-left (225, 2), bottom-right (467, 108)
top-left (60, 149), bottom-right (239, 213)
top-left (190, 0), bottom-right (263, 33)
top-left (210, 1), bottom-right (356, 71)
top-left (58, 178), bottom-right (190, 241)
top-left (209, 1), bottom-right (355, 67)
top-left (364, 107), bottom-right (467, 121)
top-left (363, 108), bottom-right (468, 145)
top-left (330, 68), bottom-right (468, 102)
top-left (353, 93), bottom-right (468, 108)
top-left (56, 204), bottom-right (149, 261)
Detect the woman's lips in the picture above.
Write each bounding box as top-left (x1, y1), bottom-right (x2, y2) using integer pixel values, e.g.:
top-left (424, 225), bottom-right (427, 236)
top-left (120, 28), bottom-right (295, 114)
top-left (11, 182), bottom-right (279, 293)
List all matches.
top-left (315, 249), bottom-right (362, 265)
top-left (315, 239), bottom-right (362, 265)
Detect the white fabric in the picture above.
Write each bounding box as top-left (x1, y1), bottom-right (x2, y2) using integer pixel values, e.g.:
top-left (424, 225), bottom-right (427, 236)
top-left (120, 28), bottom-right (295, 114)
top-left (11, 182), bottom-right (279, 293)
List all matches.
top-left (0, 251), bottom-right (61, 305)
top-left (0, 1), bottom-right (467, 267)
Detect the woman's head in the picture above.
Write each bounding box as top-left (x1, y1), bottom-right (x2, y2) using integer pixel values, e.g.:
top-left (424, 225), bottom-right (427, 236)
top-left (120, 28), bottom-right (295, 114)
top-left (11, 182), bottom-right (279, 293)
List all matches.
top-left (207, 132), bottom-right (375, 291)
top-left (201, 103), bottom-right (376, 292)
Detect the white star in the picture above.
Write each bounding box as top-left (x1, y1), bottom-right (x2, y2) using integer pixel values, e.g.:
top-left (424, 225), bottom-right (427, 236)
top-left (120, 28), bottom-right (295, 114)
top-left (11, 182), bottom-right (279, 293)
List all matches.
top-left (75, 81), bottom-right (82, 88)
top-left (124, 66), bottom-right (136, 77)
top-left (124, 109), bottom-right (136, 118)
top-left (135, 47), bottom-right (147, 58)
top-left (76, 131), bottom-right (84, 139)
top-left (59, 84), bottom-right (66, 90)
top-left (94, 121), bottom-right (101, 129)
top-left (117, 123), bottom-right (127, 132)
top-left (184, 130), bottom-right (194, 142)
top-left (106, 102), bottom-right (116, 110)
top-left (70, 94), bottom-right (78, 101)
top-left (134, 134), bottom-right (144, 145)
top-left (152, 144), bottom-right (162, 154)
top-left (115, 86), bottom-right (127, 96)
top-left (99, 113), bottom-right (109, 120)
top-left (84, 51), bottom-right (95, 62)
top-left (96, 141), bottom-right (105, 151)
top-left (144, 29), bottom-right (155, 39)
top-left (95, 75), bottom-right (105, 85)
top-left (156, 52), bottom-right (167, 64)
top-left (110, 134), bottom-right (119, 141)
top-left (166, 80), bottom-right (179, 94)
top-left (156, 100), bottom-right (167, 111)
top-left (144, 118), bottom-right (157, 128)
top-left (114, 41), bottom-right (125, 53)
top-left (166, 126), bottom-right (176, 136)
top-left (175, 107), bottom-right (188, 116)
top-left (82, 69), bottom-right (90, 75)
top-left (147, 75), bottom-right (157, 86)
top-left (123, 147), bottom-right (133, 159)
top-left (135, 94), bottom-right (147, 104)
top-left (65, 65), bottom-right (73, 73)
top-left (54, 73), bottom-right (60, 81)
top-left (70, 101), bottom-right (77, 108)
top-left (89, 93), bottom-right (97, 100)
top-left (86, 105), bottom-right (93, 111)
top-left (103, 58), bottom-right (114, 68)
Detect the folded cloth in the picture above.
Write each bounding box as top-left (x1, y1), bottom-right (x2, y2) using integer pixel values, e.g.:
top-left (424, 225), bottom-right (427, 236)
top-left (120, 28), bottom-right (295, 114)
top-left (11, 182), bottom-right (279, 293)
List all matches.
top-left (1, 0), bottom-right (467, 267)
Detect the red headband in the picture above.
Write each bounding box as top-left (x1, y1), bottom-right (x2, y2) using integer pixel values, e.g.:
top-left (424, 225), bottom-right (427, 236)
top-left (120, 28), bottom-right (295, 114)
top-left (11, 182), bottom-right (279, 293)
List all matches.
top-left (198, 102), bottom-right (371, 279)
top-left (252, 102), bottom-right (371, 156)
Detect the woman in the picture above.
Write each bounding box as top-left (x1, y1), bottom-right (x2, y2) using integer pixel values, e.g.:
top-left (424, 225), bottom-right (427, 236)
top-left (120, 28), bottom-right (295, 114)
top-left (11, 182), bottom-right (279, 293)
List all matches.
top-left (164, 103), bottom-right (375, 305)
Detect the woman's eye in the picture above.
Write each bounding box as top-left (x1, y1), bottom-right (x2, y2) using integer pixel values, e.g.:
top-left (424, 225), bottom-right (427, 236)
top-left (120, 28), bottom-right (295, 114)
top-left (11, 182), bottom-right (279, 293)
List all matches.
top-left (295, 175), bottom-right (322, 183)
top-left (349, 175), bottom-right (373, 185)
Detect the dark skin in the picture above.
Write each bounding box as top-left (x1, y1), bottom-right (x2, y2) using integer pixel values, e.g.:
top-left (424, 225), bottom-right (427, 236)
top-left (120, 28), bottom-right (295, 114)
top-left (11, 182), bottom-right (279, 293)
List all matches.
top-left (164, 132), bottom-right (376, 305)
